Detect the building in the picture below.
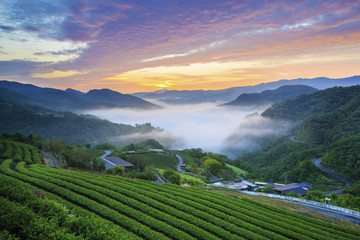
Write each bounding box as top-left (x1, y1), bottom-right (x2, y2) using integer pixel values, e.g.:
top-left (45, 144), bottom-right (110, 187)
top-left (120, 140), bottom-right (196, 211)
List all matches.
top-left (227, 180), bottom-right (257, 191)
top-left (273, 184), bottom-right (308, 196)
top-left (291, 182), bottom-right (313, 188)
top-left (104, 157), bottom-right (134, 169)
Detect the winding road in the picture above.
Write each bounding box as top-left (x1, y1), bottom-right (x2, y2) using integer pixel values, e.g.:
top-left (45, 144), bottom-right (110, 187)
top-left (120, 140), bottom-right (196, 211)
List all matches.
top-left (312, 158), bottom-right (354, 186)
top-left (289, 136), bottom-right (353, 186)
top-left (101, 150), bottom-right (116, 169)
top-left (175, 154), bottom-right (186, 173)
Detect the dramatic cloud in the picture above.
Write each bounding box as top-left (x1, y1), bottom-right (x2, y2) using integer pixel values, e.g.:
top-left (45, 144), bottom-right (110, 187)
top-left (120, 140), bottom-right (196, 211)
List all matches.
top-left (0, 0), bottom-right (359, 92)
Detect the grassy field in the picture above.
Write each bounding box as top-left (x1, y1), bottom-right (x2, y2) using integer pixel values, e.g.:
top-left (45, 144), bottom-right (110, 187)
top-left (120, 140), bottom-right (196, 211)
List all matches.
top-left (157, 168), bottom-right (206, 186)
top-left (127, 152), bottom-right (178, 169)
top-left (226, 163), bottom-right (248, 176)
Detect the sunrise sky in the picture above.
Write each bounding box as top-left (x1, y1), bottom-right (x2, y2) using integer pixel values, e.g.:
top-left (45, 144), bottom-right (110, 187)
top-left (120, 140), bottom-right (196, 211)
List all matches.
top-left (0, 0), bottom-right (359, 93)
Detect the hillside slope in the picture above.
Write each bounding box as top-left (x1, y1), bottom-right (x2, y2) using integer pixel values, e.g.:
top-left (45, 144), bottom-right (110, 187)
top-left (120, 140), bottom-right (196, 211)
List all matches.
top-left (235, 86), bottom-right (360, 183)
top-left (0, 99), bottom-right (157, 145)
top-left (1, 158), bottom-right (359, 239)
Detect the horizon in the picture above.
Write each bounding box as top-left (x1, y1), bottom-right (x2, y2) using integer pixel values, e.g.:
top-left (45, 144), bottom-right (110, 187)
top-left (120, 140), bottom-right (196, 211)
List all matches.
top-left (1, 1), bottom-right (360, 93)
top-left (2, 74), bottom-right (360, 95)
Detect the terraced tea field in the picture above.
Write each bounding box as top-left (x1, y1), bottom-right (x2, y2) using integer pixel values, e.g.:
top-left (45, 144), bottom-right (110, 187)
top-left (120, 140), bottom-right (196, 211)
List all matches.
top-left (0, 141), bottom-right (359, 239)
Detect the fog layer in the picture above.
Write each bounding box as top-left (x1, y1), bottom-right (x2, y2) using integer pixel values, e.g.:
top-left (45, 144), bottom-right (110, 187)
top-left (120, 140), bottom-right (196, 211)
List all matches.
top-left (86, 103), bottom-right (293, 157)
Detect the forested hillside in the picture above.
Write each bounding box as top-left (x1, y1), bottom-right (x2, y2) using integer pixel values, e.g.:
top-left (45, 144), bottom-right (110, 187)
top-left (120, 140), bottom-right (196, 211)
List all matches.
top-left (0, 99), bottom-right (157, 145)
top-left (235, 85), bottom-right (360, 184)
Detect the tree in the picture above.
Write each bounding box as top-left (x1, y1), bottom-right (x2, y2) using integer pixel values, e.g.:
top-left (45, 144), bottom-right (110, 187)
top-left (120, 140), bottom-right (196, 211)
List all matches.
top-left (106, 164), bottom-right (124, 176)
top-left (203, 158), bottom-right (223, 176)
top-left (163, 170), bottom-right (180, 185)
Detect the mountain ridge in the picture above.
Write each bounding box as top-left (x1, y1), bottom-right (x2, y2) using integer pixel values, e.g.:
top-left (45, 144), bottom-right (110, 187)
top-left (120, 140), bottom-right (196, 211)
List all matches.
top-left (0, 80), bottom-right (159, 111)
top-left (222, 85), bottom-right (318, 107)
top-left (133, 75), bottom-right (360, 104)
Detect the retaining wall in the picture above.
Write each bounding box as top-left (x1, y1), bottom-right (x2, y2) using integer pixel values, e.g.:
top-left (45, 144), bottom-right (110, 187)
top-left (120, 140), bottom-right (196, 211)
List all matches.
top-left (241, 190), bottom-right (360, 217)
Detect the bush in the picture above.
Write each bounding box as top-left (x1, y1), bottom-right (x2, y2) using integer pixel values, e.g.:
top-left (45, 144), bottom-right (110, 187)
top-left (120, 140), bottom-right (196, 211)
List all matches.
top-left (163, 170), bottom-right (180, 185)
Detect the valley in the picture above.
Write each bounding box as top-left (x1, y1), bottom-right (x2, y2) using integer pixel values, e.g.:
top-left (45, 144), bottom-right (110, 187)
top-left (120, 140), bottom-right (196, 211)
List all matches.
top-left (1, 77), bottom-right (360, 239)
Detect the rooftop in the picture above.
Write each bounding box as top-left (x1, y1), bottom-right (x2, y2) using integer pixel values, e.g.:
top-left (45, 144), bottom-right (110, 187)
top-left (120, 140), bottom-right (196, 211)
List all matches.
top-left (105, 157), bottom-right (134, 167)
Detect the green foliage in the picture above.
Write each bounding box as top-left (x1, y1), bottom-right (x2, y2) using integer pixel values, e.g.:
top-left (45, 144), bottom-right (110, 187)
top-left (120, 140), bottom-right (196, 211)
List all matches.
top-left (203, 158), bottom-right (223, 176)
top-left (126, 152), bottom-right (177, 171)
top-left (0, 99), bottom-right (157, 146)
top-left (94, 142), bottom-right (115, 150)
top-left (106, 164), bottom-right (124, 176)
top-left (163, 170), bottom-right (181, 185)
top-left (234, 136), bottom-right (328, 183)
top-left (322, 135), bottom-right (360, 181)
top-left (1, 160), bottom-right (359, 239)
top-left (262, 86), bottom-right (360, 121)
top-left (257, 185), bottom-right (274, 193)
top-left (344, 181), bottom-right (360, 196)
top-left (120, 139), bottom-right (165, 151)
top-left (43, 139), bottom-right (103, 170)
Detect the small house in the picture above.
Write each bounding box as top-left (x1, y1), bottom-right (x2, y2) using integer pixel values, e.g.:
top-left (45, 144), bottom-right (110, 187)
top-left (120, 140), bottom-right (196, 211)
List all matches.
top-left (227, 180), bottom-right (257, 191)
top-left (273, 184), bottom-right (308, 196)
top-left (105, 157), bottom-right (134, 168)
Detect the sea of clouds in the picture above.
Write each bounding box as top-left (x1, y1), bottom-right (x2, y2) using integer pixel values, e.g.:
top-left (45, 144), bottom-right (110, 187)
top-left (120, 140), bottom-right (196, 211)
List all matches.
top-left (86, 102), bottom-right (293, 158)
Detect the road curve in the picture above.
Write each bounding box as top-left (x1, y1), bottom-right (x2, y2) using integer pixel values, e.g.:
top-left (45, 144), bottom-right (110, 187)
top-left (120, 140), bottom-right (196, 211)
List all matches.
top-left (176, 154), bottom-right (186, 173)
top-left (313, 158), bottom-right (354, 186)
top-left (101, 150), bottom-right (115, 169)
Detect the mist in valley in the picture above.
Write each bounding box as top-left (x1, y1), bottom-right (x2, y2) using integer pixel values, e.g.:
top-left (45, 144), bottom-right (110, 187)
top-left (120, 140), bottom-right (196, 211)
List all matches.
top-left (86, 103), bottom-right (294, 158)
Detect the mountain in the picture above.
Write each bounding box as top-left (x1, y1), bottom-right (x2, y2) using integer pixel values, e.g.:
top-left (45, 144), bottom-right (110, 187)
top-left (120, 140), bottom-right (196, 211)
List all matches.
top-left (0, 98), bottom-right (158, 145)
top-left (234, 85), bottom-right (360, 184)
top-left (222, 85), bottom-right (318, 107)
top-left (133, 75), bottom-right (360, 104)
top-left (0, 80), bottom-right (159, 111)
top-left (84, 89), bottom-right (159, 109)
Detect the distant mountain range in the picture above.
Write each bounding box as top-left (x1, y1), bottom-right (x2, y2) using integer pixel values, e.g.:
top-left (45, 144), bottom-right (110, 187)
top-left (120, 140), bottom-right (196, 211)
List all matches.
top-left (133, 76), bottom-right (360, 104)
top-left (222, 85), bottom-right (318, 107)
top-left (0, 80), bottom-right (159, 111)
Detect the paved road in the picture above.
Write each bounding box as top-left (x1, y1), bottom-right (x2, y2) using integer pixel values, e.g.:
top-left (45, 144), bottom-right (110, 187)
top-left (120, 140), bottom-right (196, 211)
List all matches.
top-left (300, 203), bottom-right (360, 225)
top-left (313, 158), bottom-right (354, 186)
top-left (176, 154), bottom-right (186, 173)
top-left (101, 150), bottom-right (115, 169)
top-left (290, 136), bottom-right (354, 186)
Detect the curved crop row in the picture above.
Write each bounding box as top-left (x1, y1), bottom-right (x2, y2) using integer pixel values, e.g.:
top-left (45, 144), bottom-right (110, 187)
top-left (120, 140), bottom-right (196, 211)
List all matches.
top-left (158, 182), bottom-right (355, 240)
top-left (29, 166), bottom-right (223, 240)
top-left (162, 183), bottom-right (360, 239)
top-left (36, 165), bottom-right (340, 240)
top-left (1, 141), bottom-right (13, 159)
top-left (0, 140), bottom-right (4, 153)
top-left (0, 196), bottom-right (81, 240)
top-left (16, 162), bottom-right (188, 240)
top-left (0, 171), bottom-right (139, 240)
top-left (31, 147), bottom-right (41, 164)
top-left (48, 168), bottom-right (334, 240)
top-left (33, 165), bottom-right (285, 240)
top-left (21, 144), bottom-right (32, 164)
top-left (106, 175), bottom-right (355, 240)
top-left (12, 142), bottom-right (23, 162)
top-left (31, 165), bottom-right (252, 240)
top-left (0, 160), bottom-right (167, 240)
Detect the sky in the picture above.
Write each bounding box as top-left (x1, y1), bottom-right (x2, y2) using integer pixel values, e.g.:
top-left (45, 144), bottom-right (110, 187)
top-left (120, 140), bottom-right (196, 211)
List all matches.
top-left (0, 0), bottom-right (359, 93)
